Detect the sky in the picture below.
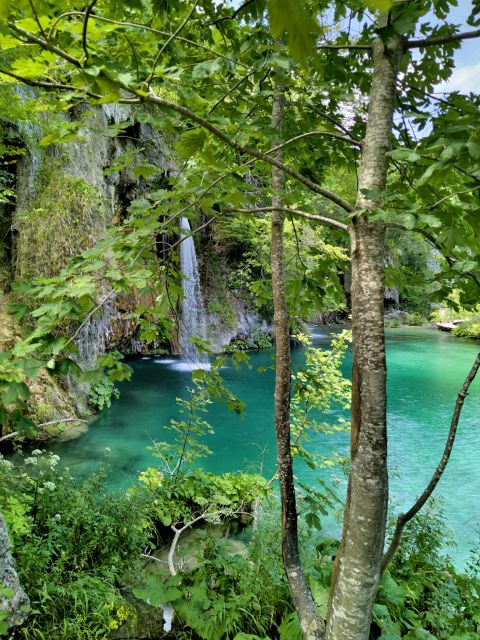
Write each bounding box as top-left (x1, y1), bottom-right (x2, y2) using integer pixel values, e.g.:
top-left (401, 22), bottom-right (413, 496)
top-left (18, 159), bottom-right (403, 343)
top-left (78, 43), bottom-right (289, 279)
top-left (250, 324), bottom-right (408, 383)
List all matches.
top-left (434, 2), bottom-right (480, 93)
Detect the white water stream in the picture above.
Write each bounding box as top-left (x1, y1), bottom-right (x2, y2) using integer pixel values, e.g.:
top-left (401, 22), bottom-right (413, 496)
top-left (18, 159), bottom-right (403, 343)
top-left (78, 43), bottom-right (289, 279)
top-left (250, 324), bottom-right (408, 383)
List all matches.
top-left (179, 217), bottom-right (209, 365)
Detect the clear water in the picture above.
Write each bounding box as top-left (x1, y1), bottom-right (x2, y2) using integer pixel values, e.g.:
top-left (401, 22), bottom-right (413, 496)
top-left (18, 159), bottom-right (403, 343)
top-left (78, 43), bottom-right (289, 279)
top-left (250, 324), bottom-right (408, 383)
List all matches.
top-left (46, 328), bottom-right (480, 565)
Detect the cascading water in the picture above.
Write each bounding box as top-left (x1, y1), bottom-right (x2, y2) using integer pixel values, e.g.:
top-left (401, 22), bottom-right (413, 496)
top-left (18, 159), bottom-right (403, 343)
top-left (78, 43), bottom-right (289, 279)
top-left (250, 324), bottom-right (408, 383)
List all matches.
top-left (179, 217), bottom-right (208, 364)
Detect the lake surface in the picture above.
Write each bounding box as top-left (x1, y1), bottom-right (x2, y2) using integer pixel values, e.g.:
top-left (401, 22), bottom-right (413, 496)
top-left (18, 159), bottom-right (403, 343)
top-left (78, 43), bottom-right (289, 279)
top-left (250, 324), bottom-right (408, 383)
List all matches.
top-left (47, 327), bottom-right (480, 565)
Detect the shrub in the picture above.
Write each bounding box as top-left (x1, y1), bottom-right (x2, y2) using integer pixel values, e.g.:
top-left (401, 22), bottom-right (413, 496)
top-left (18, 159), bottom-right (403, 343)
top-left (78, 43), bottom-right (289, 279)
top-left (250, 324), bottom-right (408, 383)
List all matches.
top-left (87, 378), bottom-right (120, 410)
top-left (452, 320), bottom-right (480, 341)
top-left (0, 452), bottom-right (151, 640)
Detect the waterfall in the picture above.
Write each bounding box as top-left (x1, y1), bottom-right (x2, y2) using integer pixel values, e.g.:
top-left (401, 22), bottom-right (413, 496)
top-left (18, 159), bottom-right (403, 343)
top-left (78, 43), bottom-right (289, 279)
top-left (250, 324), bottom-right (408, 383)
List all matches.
top-left (179, 217), bottom-right (208, 363)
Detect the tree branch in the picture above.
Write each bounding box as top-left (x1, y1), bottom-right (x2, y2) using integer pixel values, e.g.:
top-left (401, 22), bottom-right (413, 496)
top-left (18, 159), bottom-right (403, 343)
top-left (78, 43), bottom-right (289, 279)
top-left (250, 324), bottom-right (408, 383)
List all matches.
top-left (142, 90), bottom-right (354, 212)
top-left (82, 0), bottom-right (99, 63)
top-left (269, 130), bottom-right (362, 152)
top-left (0, 417), bottom-right (87, 443)
top-left (4, 20), bottom-right (353, 212)
top-left (317, 43), bottom-right (372, 51)
top-left (387, 223), bottom-right (480, 289)
top-left (8, 22), bottom-right (82, 67)
top-left (427, 185), bottom-right (480, 209)
top-left (381, 352), bottom-right (480, 572)
top-left (168, 513), bottom-right (206, 576)
top-left (224, 206), bottom-right (348, 231)
top-left (147, 0), bottom-right (198, 87)
top-left (0, 68), bottom-right (140, 104)
top-left (28, 0), bottom-right (48, 40)
top-left (46, 11), bottom-right (252, 69)
top-left (406, 28), bottom-right (480, 49)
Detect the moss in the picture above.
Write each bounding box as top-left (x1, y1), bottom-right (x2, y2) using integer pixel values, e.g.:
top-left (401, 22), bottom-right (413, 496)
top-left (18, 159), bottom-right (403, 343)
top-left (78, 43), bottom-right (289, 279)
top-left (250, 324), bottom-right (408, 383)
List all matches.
top-left (200, 251), bottom-right (238, 329)
top-left (16, 166), bottom-right (104, 279)
top-left (0, 297), bottom-right (82, 439)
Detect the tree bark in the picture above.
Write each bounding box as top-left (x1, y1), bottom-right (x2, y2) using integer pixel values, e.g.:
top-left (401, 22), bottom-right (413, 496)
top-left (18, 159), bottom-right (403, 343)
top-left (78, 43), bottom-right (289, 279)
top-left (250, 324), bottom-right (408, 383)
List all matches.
top-left (270, 83), bottom-right (324, 640)
top-left (325, 31), bottom-right (403, 640)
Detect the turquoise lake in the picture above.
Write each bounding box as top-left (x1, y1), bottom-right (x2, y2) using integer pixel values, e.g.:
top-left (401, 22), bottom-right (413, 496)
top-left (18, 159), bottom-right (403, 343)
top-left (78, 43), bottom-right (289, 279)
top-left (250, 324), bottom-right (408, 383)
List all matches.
top-left (47, 327), bottom-right (480, 565)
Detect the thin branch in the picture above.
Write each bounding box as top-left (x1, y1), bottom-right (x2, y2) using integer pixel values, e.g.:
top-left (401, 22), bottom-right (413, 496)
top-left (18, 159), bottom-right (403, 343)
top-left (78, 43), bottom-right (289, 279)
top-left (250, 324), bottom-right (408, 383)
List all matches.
top-left (0, 417), bottom-right (87, 443)
top-left (0, 432), bottom-right (18, 443)
top-left (381, 352), bottom-right (480, 572)
top-left (209, 0), bottom-right (256, 25)
top-left (305, 102), bottom-right (354, 137)
top-left (147, 1), bottom-right (198, 87)
top-left (0, 68), bottom-right (91, 93)
top-left (82, 0), bottom-right (99, 63)
top-left (168, 514), bottom-right (206, 575)
top-left (28, 0), bottom-right (47, 40)
top-left (317, 43), bottom-right (372, 51)
top-left (8, 22), bottom-right (82, 67)
top-left (269, 130), bottom-right (362, 152)
top-left (46, 12), bottom-right (251, 69)
top-left (224, 207), bottom-right (348, 231)
top-left (142, 90), bottom-right (354, 212)
top-left (208, 65), bottom-right (260, 114)
top-left (387, 223), bottom-right (480, 289)
top-left (167, 216), bottom-right (216, 252)
top-left (64, 290), bottom-right (116, 349)
top-left (406, 28), bottom-right (480, 49)
top-left (37, 417), bottom-right (87, 427)
top-left (0, 68), bottom-right (140, 104)
top-left (427, 185), bottom-right (480, 209)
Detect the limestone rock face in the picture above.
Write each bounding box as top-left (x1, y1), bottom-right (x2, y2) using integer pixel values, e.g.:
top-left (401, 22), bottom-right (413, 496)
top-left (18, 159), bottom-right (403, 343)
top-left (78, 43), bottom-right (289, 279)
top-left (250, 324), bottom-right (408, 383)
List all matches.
top-left (0, 512), bottom-right (30, 630)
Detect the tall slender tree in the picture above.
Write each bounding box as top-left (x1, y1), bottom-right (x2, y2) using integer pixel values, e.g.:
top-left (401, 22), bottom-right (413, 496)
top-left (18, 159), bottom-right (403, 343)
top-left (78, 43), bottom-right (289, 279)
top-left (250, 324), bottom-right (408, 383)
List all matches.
top-left (1, 2), bottom-right (479, 639)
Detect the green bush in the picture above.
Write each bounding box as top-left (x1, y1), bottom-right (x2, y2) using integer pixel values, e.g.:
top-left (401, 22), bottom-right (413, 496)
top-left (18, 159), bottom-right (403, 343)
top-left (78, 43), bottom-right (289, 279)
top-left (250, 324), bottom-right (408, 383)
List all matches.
top-left (87, 378), bottom-right (120, 410)
top-left (373, 503), bottom-right (480, 639)
top-left (132, 467), bottom-right (269, 529)
top-left (452, 320), bottom-right (480, 340)
top-left (0, 452), bottom-right (151, 639)
top-left (405, 313), bottom-right (427, 326)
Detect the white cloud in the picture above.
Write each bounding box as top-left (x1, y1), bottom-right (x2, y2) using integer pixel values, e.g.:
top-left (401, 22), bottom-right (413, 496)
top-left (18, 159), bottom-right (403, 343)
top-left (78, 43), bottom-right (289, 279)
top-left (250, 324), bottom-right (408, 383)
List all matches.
top-left (435, 62), bottom-right (480, 94)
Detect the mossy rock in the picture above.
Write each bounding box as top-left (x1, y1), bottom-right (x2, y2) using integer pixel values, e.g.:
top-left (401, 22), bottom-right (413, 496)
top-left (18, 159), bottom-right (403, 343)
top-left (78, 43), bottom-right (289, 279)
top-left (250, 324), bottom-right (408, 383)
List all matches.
top-left (0, 297), bottom-right (81, 438)
top-left (15, 168), bottom-right (104, 279)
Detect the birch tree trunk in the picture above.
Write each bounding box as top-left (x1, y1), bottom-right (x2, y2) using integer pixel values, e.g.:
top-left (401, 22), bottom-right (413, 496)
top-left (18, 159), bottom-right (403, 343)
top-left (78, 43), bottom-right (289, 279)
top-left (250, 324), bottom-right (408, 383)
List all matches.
top-left (270, 83), bottom-right (324, 640)
top-left (325, 31), bottom-right (404, 640)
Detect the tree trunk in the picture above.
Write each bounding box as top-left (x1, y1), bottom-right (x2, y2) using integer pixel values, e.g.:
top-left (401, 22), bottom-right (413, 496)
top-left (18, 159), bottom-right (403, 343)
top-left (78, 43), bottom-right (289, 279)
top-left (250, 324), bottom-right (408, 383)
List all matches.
top-left (270, 83), bottom-right (324, 640)
top-left (325, 31), bottom-right (403, 640)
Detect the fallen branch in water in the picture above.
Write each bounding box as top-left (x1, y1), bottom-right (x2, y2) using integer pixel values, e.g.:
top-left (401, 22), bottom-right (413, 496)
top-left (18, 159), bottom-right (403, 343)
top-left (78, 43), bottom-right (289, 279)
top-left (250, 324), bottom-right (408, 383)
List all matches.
top-left (0, 417), bottom-right (87, 443)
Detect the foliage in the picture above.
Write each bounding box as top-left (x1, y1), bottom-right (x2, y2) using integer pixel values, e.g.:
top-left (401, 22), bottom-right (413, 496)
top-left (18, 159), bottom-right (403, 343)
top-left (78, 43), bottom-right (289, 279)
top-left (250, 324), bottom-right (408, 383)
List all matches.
top-left (452, 321), bottom-right (480, 341)
top-left (87, 378), bottom-right (119, 410)
top-left (134, 467), bottom-right (269, 529)
top-left (217, 216), bottom-right (347, 323)
top-left (0, 451), bottom-right (151, 640)
top-left (291, 332), bottom-right (351, 466)
top-left (15, 168), bottom-right (103, 279)
top-left (0, 1), bottom-right (479, 637)
top-left (431, 291), bottom-right (480, 323)
top-left (373, 503), bottom-right (480, 639)
top-left (225, 328), bottom-right (273, 353)
top-left (133, 497), bottom-right (296, 640)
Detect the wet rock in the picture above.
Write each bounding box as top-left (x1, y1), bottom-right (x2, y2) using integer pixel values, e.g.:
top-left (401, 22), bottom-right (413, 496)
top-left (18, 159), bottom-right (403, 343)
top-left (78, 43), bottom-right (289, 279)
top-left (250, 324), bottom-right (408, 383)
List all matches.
top-left (0, 512), bottom-right (30, 630)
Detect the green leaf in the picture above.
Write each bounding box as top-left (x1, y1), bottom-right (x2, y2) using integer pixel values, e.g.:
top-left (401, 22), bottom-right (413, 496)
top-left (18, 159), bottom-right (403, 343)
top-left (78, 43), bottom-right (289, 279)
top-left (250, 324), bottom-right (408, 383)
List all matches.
top-left (379, 570), bottom-right (406, 607)
top-left (367, 0), bottom-right (393, 11)
top-left (0, 0), bottom-right (11, 19)
top-left (269, 0), bottom-right (320, 64)
top-left (175, 129), bottom-right (207, 158)
top-left (467, 140), bottom-right (480, 160)
top-left (133, 164), bottom-right (159, 179)
top-left (1, 382), bottom-right (29, 405)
